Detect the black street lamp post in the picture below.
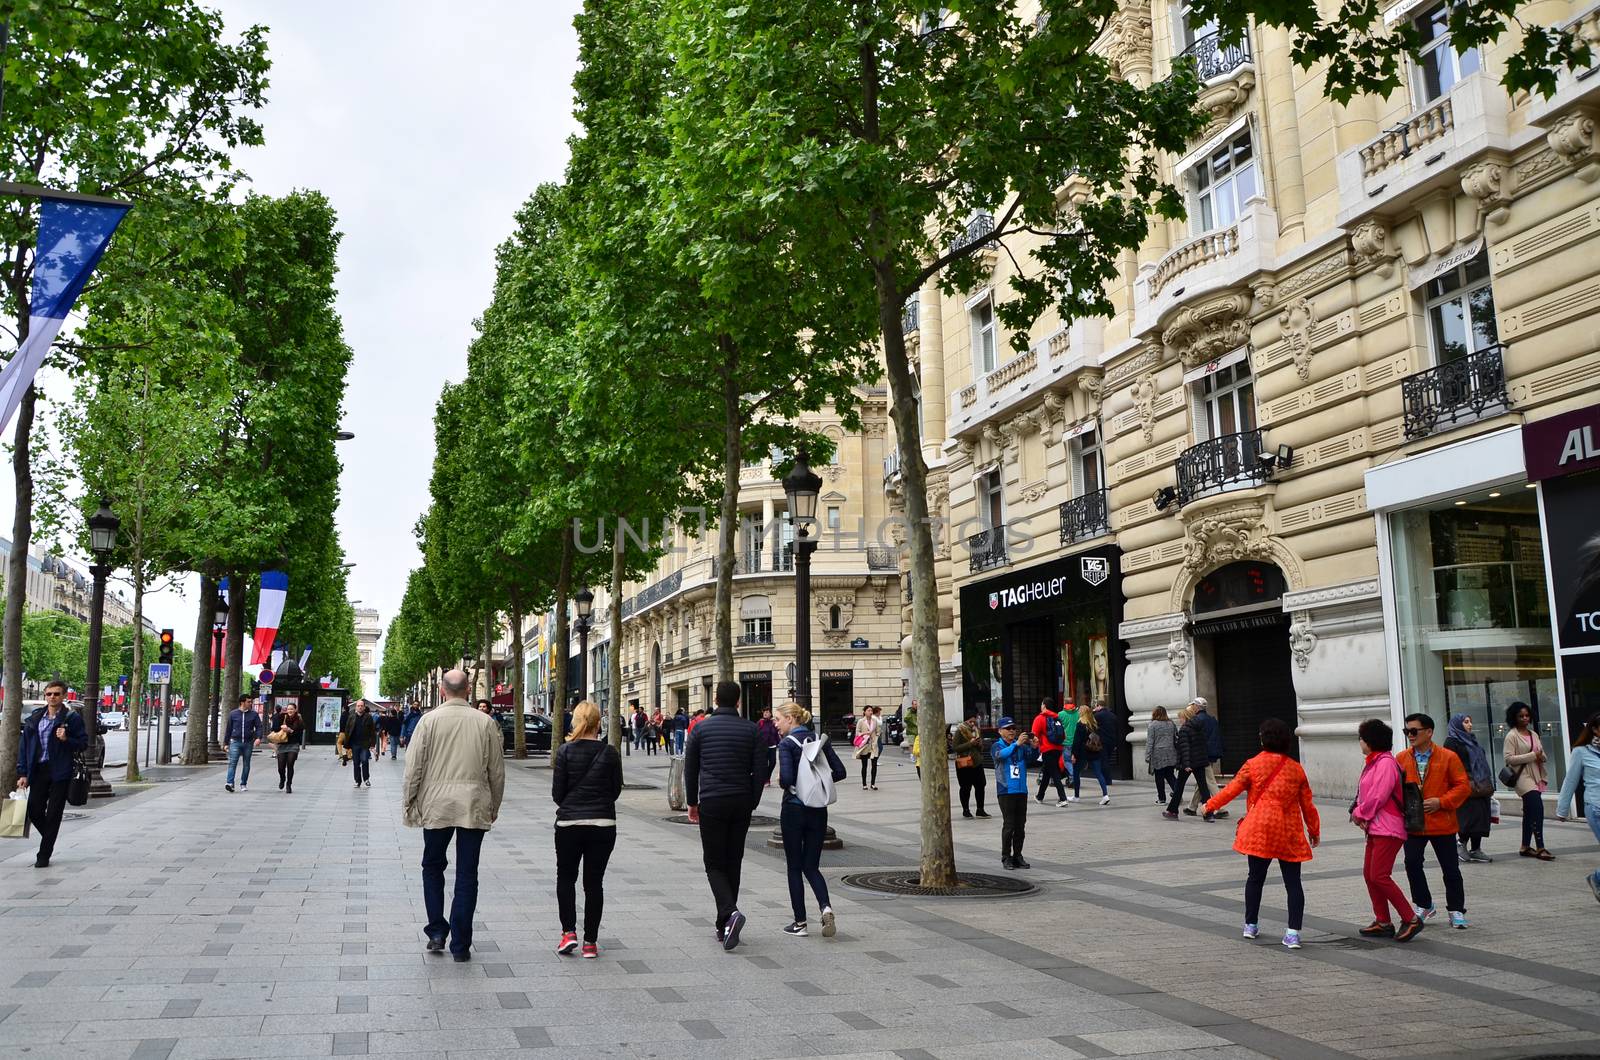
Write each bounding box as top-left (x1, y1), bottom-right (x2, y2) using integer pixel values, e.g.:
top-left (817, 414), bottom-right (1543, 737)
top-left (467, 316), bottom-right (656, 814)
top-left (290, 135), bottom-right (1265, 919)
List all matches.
top-left (782, 450), bottom-right (822, 710)
top-left (82, 500), bottom-right (119, 798)
top-left (209, 594), bottom-right (227, 760)
top-left (573, 587), bottom-right (594, 702)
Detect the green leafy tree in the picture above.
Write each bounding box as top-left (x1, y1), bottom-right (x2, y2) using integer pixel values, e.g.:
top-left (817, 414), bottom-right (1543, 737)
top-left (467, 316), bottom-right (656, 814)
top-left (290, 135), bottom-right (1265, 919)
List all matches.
top-left (0, 0), bottom-right (268, 791)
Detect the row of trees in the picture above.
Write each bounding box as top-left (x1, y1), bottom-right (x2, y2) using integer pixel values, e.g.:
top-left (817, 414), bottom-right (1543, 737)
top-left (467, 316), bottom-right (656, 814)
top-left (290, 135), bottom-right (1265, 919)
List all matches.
top-left (10, 609), bottom-right (195, 700)
top-left (0, 1), bottom-right (360, 789)
top-left (390, 0), bottom-right (1583, 885)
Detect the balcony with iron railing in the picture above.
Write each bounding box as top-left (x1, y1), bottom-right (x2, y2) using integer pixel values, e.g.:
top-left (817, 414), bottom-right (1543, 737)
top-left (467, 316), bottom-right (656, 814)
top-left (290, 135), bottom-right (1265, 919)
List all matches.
top-left (736, 631), bottom-right (775, 647)
top-left (1178, 29), bottom-right (1252, 82)
top-left (1401, 344), bottom-right (1510, 440)
top-left (620, 568), bottom-right (683, 619)
top-left (950, 211), bottom-right (996, 255)
top-left (968, 527), bottom-right (1009, 572)
top-left (883, 448), bottom-right (901, 483)
top-left (1175, 428), bottom-right (1268, 506)
top-left (901, 295), bottom-right (920, 334)
top-left (867, 545), bottom-right (898, 571)
top-left (1059, 489), bottom-right (1111, 544)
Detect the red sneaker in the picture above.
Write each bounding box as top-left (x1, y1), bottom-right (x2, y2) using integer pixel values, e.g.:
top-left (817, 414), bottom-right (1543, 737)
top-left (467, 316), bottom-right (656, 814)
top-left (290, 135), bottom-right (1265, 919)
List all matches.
top-left (581, 942), bottom-right (599, 959)
top-left (556, 931), bottom-right (578, 956)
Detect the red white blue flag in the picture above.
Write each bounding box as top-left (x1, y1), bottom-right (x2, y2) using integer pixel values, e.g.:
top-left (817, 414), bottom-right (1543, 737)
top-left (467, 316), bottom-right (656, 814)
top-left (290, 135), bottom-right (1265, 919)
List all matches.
top-left (250, 570), bottom-right (288, 667)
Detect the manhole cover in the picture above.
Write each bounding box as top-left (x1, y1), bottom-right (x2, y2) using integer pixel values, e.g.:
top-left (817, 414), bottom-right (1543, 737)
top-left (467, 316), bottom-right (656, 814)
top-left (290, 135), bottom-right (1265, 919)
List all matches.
top-left (622, 783), bottom-right (657, 790)
top-left (840, 870), bottom-right (1038, 898)
top-left (664, 814), bottom-right (779, 827)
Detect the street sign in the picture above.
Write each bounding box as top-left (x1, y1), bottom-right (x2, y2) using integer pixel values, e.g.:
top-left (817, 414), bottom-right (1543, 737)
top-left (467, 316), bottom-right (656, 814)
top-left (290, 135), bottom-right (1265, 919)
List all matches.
top-left (850, 637), bottom-right (869, 649)
top-left (259, 668), bottom-right (275, 684)
top-left (147, 663), bottom-right (172, 685)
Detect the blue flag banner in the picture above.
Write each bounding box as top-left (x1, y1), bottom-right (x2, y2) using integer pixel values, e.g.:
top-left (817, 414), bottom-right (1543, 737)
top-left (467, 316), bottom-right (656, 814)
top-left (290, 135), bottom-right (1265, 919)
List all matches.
top-left (0, 197), bottom-right (130, 434)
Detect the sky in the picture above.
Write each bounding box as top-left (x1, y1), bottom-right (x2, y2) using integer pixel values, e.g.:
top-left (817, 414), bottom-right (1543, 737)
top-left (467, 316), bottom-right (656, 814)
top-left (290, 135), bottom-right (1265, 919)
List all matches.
top-left (7, 0), bottom-right (585, 674)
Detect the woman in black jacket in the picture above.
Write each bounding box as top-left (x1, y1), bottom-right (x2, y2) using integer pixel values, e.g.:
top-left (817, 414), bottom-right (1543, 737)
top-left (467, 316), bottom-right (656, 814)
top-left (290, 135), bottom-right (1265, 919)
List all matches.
top-left (551, 700), bottom-right (624, 958)
top-left (1163, 705), bottom-right (1216, 821)
top-left (270, 702), bottom-right (307, 794)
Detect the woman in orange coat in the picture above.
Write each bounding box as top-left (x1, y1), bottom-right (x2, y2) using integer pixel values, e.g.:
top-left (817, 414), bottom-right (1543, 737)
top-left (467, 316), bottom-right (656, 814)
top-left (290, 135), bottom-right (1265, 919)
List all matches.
top-left (1204, 718), bottom-right (1321, 949)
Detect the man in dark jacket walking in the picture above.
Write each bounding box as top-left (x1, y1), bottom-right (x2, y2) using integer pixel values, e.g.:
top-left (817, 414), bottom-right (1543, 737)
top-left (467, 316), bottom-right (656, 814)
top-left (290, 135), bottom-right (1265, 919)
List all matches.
top-left (344, 700), bottom-right (378, 788)
top-left (224, 694), bottom-right (263, 792)
top-left (16, 680), bottom-right (88, 867)
top-left (400, 702), bottom-right (423, 748)
top-left (684, 680), bottom-right (769, 950)
top-left (1185, 697), bottom-right (1228, 818)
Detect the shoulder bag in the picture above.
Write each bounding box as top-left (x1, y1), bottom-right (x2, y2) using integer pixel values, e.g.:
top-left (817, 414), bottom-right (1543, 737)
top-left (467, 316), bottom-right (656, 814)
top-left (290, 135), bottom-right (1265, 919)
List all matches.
top-left (1498, 730), bottom-right (1534, 788)
top-left (67, 751), bottom-right (92, 807)
top-left (1397, 757), bottom-right (1426, 834)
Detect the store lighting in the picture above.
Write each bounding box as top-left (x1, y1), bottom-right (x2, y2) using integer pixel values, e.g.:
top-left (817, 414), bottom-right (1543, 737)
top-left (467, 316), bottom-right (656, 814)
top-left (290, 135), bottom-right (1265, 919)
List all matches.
top-left (1454, 500), bottom-right (1467, 506)
top-left (1526, 482), bottom-right (1538, 489)
top-left (1488, 491), bottom-right (1501, 498)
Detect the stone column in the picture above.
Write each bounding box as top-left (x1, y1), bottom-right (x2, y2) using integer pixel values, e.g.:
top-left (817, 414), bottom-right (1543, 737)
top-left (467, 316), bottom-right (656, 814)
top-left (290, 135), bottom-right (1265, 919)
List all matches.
top-left (1259, 25), bottom-right (1307, 241)
top-left (1282, 579), bottom-right (1388, 798)
top-left (1118, 612), bottom-right (1194, 759)
top-left (917, 280), bottom-right (946, 463)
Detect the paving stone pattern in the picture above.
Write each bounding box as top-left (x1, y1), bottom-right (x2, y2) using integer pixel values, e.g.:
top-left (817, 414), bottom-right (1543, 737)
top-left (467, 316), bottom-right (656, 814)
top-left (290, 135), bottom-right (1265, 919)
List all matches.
top-left (1, 745), bottom-right (1596, 1058)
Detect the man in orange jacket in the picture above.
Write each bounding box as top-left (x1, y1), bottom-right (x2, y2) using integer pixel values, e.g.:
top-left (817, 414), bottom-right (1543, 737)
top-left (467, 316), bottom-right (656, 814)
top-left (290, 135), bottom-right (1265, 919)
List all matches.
top-left (1395, 713), bottom-right (1472, 929)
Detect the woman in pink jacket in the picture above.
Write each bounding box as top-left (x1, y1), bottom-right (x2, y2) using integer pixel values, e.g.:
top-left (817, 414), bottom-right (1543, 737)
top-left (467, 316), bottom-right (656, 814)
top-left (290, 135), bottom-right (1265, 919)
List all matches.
top-left (1350, 718), bottom-right (1424, 943)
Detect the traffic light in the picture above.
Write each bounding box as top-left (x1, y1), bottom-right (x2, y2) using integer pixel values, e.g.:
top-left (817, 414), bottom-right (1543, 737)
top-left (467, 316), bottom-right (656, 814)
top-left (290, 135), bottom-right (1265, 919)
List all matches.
top-left (159, 629), bottom-right (175, 664)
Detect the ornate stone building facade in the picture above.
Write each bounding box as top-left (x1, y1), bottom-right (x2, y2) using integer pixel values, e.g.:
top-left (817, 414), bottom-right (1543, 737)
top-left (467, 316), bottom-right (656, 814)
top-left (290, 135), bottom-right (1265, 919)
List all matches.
top-left (895, 0), bottom-right (1600, 794)
top-left (613, 401), bottom-right (904, 734)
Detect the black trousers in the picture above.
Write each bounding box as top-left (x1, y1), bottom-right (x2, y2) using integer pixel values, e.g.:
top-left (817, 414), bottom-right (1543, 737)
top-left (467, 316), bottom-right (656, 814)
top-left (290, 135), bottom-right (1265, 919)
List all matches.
top-left (697, 797), bottom-right (753, 931)
top-left (1245, 855), bottom-right (1305, 930)
top-left (26, 769), bottom-right (69, 861)
top-left (1521, 789), bottom-right (1546, 848)
top-left (277, 751), bottom-right (298, 789)
top-left (997, 793), bottom-right (1028, 859)
top-left (1404, 833), bottom-right (1467, 913)
top-left (1035, 751), bottom-right (1068, 802)
top-left (1154, 765), bottom-right (1178, 803)
top-left (1166, 767), bottom-right (1212, 814)
top-left (956, 765), bottom-right (987, 814)
top-left (555, 825), bottom-right (617, 942)
top-left (859, 755), bottom-right (878, 786)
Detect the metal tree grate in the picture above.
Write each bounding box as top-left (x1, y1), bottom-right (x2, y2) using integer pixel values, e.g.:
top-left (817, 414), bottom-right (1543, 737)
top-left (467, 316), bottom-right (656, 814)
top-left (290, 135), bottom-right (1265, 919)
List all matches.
top-left (840, 870), bottom-right (1037, 898)
top-left (664, 814), bottom-right (779, 827)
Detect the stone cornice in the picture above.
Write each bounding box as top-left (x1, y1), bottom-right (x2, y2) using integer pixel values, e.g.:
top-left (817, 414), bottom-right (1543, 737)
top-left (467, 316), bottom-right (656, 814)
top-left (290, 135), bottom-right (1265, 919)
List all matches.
top-left (1118, 611), bottom-right (1189, 642)
top-left (1281, 578), bottom-right (1381, 611)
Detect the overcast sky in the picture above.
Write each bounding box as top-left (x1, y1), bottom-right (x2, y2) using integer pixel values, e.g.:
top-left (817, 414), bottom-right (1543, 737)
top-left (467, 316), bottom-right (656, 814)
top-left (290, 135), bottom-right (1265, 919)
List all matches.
top-left (8, 0), bottom-right (584, 675)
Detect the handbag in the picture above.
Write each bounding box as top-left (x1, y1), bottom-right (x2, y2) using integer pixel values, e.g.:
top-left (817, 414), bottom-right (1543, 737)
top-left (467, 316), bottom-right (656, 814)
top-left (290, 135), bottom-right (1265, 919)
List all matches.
top-left (67, 752), bottom-right (91, 807)
top-left (0, 793), bottom-right (28, 838)
top-left (267, 728), bottom-right (288, 745)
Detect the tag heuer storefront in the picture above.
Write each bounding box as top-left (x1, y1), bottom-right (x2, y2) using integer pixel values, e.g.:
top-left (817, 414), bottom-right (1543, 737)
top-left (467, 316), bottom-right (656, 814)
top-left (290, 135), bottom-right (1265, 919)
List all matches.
top-left (960, 545), bottom-right (1127, 774)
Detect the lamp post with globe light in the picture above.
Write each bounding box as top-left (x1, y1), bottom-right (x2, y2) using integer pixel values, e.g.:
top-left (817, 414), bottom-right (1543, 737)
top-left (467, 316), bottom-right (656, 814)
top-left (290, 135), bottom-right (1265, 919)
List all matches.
top-left (81, 500), bottom-right (119, 797)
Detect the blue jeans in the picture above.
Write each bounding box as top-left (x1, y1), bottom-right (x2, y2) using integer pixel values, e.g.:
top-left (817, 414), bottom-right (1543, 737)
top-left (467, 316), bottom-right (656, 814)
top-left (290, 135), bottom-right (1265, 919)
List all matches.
top-left (674, 730), bottom-right (685, 754)
top-left (226, 740), bottom-right (253, 786)
top-left (352, 747), bottom-right (371, 785)
top-left (780, 801), bottom-right (830, 923)
top-left (1072, 755), bottom-right (1107, 798)
top-left (389, 736), bottom-right (398, 760)
top-left (422, 826), bottom-right (485, 955)
top-left (1586, 803), bottom-right (1600, 887)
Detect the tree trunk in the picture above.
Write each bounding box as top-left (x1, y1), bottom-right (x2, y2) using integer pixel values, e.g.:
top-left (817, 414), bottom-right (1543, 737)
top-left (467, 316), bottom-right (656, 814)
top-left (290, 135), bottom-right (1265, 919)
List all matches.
top-left (510, 598), bottom-right (526, 759)
top-left (608, 521), bottom-right (625, 750)
top-left (182, 573), bottom-right (215, 764)
top-left (221, 574), bottom-right (245, 728)
top-left (713, 339), bottom-right (740, 687)
top-left (0, 385), bottom-right (38, 795)
top-left (876, 264), bottom-right (956, 888)
top-left (550, 531), bottom-right (573, 752)
top-left (127, 574), bottom-right (145, 783)
top-left (482, 610), bottom-right (494, 702)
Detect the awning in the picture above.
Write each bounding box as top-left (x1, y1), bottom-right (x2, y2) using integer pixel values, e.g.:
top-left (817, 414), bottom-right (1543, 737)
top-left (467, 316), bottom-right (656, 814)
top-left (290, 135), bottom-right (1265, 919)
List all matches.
top-left (740, 595), bottom-right (771, 619)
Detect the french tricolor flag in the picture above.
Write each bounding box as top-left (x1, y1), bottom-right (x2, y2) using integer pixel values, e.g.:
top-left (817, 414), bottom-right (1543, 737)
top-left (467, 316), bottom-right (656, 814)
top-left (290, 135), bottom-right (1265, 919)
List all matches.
top-left (250, 571), bottom-right (289, 667)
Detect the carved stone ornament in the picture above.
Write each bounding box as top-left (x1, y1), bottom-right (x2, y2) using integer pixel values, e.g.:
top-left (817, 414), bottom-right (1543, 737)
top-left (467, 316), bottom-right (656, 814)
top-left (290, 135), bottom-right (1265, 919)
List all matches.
top-left (1251, 281), bottom-right (1278, 312)
top-left (957, 436), bottom-right (978, 463)
top-left (1289, 613), bottom-right (1318, 672)
top-left (1129, 373), bottom-right (1159, 444)
top-left (1167, 632), bottom-right (1190, 685)
top-left (1180, 499), bottom-right (1273, 575)
top-left (1277, 297), bottom-right (1316, 382)
top-left (1350, 219), bottom-right (1398, 277)
top-left (1459, 158), bottom-right (1511, 224)
top-left (816, 593), bottom-right (855, 633)
top-left (1197, 69), bottom-right (1256, 133)
top-left (1547, 110), bottom-right (1600, 181)
top-left (1077, 370), bottom-right (1105, 416)
top-left (873, 583), bottom-right (889, 614)
top-left (1107, 0), bottom-right (1153, 80)
top-left (1162, 291), bottom-right (1253, 367)
top-left (823, 463), bottom-right (846, 481)
top-left (1020, 481), bottom-right (1048, 504)
top-left (863, 421), bottom-right (888, 438)
top-left (982, 423), bottom-right (1003, 450)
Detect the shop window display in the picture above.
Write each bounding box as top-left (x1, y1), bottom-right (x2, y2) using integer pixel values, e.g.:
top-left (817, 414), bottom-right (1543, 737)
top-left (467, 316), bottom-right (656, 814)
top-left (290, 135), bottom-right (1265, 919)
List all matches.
top-left (1389, 487), bottom-right (1562, 784)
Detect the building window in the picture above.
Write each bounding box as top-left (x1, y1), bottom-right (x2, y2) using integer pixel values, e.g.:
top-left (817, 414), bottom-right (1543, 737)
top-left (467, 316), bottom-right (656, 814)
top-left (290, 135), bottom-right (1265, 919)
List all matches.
top-left (1425, 250), bottom-right (1498, 365)
top-left (1414, 2), bottom-right (1480, 104)
top-left (1176, 0), bottom-right (1216, 49)
top-left (1072, 427), bottom-right (1105, 496)
top-left (743, 616), bottom-right (773, 641)
top-left (1197, 361), bottom-right (1257, 441)
top-left (980, 469), bottom-right (1005, 530)
top-left (971, 296), bottom-right (998, 374)
top-left (1190, 127), bottom-right (1257, 234)
top-left (829, 605), bottom-right (842, 630)
top-left (826, 506), bottom-right (841, 530)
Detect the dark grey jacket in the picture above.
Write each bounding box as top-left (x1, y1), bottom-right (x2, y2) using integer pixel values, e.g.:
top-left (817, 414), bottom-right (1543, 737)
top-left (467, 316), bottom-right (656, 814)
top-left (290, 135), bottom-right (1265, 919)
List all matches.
top-left (1145, 719), bottom-right (1178, 771)
top-left (684, 707), bottom-right (768, 805)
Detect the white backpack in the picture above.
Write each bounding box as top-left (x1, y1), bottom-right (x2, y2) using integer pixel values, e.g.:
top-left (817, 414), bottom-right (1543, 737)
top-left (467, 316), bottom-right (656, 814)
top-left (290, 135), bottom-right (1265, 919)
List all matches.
top-left (788, 733), bottom-right (837, 808)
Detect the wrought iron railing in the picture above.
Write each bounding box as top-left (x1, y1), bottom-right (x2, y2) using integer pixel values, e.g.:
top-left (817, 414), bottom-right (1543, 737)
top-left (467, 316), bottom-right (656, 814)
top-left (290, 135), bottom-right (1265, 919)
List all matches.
top-left (1059, 489), bottom-right (1111, 544)
top-left (1401, 344), bottom-right (1509, 440)
top-left (736, 631), bottom-right (774, 646)
top-left (1175, 428), bottom-right (1266, 505)
top-left (621, 568), bottom-right (683, 619)
top-left (1179, 29), bottom-right (1252, 82)
top-left (968, 527), bottom-right (1009, 572)
top-left (883, 448), bottom-right (901, 482)
top-left (950, 211), bottom-right (997, 254)
top-left (901, 296), bottom-right (920, 334)
top-left (775, 545), bottom-right (795, 572)
top-left (867, 546), bottom-right (898, 571)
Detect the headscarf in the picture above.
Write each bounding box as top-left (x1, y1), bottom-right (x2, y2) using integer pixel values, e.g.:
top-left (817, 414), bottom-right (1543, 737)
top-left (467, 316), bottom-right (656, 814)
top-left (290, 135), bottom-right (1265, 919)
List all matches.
top-left (1447, 712), bottom-right (1491, 788)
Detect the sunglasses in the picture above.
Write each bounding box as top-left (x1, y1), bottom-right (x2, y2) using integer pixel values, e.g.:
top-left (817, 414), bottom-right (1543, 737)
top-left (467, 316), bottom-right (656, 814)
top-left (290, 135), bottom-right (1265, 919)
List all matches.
top-left (1403, 727), bottom-right (1426, 736)
top-left (43, 691), bottom-right (64, 697)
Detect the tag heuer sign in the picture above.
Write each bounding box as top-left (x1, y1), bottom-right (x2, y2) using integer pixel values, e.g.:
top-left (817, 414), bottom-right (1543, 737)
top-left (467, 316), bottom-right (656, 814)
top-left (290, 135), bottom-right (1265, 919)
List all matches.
top-left (1081, 556), bottom-right (1109, 587)
top-left (988, 592), bottom-right (1000, 609)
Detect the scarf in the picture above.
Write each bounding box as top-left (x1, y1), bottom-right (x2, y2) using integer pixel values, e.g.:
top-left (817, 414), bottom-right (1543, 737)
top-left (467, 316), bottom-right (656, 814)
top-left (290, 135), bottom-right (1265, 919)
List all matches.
top-left (1447, 712), bottom-right (1491, 788)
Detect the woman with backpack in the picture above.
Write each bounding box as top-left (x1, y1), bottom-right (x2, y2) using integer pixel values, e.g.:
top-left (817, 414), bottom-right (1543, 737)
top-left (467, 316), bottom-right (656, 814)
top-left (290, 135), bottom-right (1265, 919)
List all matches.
top-left (1203, 718), bottom-right (1321, 949)
top-left (1163, 706), bottom-right (1215, 820)
top-left (1555, 712), bottom-right (1600, 904)
top-left (1443, 713), bottom-right (1494, 862)
top-left (1504, 702), bottom-right (1555, 860)
top-left (1069, 702), bottom-right (1109, 805)
top-left (552, 701), bottom-right (624, 959)
top-left (775, 701), bottom-right (846, 938)
top-left (1351, 717), bottom-right (1425, 942)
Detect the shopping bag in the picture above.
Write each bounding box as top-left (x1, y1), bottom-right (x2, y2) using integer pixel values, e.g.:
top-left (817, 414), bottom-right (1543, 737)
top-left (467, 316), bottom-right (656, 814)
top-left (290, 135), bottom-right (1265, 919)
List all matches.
top-left (1489, 796), bottom-right (1501, 825)
top-left (1, 794), bottom-right (28, 838)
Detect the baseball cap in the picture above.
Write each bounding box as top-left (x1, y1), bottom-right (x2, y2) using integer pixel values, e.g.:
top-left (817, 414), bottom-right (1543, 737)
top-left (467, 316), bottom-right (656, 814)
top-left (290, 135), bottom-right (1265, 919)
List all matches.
top-left (997, 716), bottom-right (1016, 729)
top-left (1190, 696), bottom-right (1208, 709)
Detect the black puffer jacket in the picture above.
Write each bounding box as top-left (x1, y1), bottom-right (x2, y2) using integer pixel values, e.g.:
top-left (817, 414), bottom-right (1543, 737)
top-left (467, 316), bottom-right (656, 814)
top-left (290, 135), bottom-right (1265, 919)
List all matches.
top-left (1176, 718), bottom-right (1209, 771)
top-left (552, 738), bottom-right (624, 822)
top-left (684, 707), bottom-right (769, 805)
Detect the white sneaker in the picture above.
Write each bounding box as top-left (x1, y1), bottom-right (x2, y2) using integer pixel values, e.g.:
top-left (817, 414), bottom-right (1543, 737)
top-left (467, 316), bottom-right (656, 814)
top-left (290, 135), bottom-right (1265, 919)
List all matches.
top-left (820, 908), bottom-right (836, 938)
top-left (1099, 795), bottom-right (1111, 806)
top-left (1066, 795), bottom-right (1079, 803)
top-left (364, 781), bottom-right (371, 788)
top-left (239, 785), bottom-right (247, 792)
top-left (1055, 799), bottom-right (1069, 807)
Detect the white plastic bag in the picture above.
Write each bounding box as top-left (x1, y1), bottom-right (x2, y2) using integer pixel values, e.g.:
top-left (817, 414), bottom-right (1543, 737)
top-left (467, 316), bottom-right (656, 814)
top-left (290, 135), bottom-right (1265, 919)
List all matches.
top-left (1489, 796), bottom-right (1501, 825)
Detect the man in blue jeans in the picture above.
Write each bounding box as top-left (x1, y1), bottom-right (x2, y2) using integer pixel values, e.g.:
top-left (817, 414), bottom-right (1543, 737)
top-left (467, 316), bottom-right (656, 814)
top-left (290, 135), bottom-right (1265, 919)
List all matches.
top-left (402, 669), bottom-right (505, 962)
top-left (224, 695), bottom-right (262, 792)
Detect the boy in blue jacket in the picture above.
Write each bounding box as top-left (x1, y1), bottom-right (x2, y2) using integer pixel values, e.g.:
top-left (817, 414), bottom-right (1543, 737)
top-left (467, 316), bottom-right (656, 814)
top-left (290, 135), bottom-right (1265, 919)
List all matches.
top-left (992, 716), bottom-right (1041, 870)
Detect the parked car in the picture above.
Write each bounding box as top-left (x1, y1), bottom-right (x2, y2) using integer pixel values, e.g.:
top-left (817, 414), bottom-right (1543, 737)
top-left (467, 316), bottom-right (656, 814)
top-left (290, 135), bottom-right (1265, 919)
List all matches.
top-left (100, 710), bottom-right (128, 731)
top-left (498, 711), bottom-right (553, 753)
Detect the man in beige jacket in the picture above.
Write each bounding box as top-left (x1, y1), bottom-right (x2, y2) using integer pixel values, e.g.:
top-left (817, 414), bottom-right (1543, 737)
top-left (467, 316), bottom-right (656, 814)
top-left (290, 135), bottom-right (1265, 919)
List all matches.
top-left (402, 669), bottom-right (505, 962)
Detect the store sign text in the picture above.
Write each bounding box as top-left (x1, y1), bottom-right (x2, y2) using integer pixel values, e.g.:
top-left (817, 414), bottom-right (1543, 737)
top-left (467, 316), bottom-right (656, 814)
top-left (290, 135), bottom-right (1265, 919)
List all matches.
top-left (1557, 426), bottom-right (1600, 467)
top-left (989, 576), bottom-right (1069, 610)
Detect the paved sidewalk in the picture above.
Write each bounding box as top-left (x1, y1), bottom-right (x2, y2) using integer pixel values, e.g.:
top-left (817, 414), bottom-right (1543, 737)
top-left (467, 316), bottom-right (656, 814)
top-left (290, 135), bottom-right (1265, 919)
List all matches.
top-left (1, 743), bottom-right (1596, 1059)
